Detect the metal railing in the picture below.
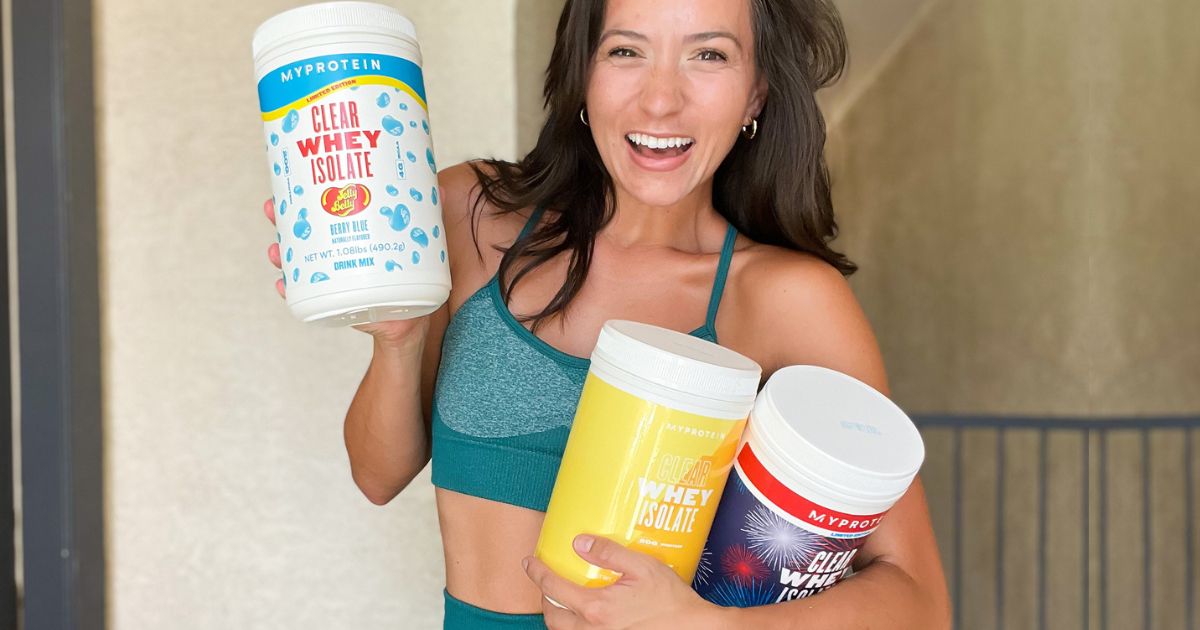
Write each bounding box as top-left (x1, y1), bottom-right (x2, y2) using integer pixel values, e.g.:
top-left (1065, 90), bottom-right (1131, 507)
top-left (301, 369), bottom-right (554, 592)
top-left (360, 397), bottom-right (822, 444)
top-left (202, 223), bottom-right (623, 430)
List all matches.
top-left (914, 416), bottom-right (1198, 630)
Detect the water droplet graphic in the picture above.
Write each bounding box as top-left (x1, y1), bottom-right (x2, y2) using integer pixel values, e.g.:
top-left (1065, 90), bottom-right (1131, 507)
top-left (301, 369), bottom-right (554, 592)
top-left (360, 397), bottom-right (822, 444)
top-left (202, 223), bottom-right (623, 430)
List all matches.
top-left (410, 227), bottom-right (429, 248)
top-left (293, 185), bottom-right (303, 195)
top-left (385, 260), bottom-right (403, 272)
top-left (440, 250), bottom-right (446, 263)
top-left (273, 163), bottom-right (281, 176)
top-left (409, 120), bottom-right (417, 128)
top-left (310, 272), bottom-right (330, 283)
top-left (382, 115), bottom-right (405, 136)
top-left (406, 151), bottom-right (417, 163)
top-left (432, 225), bottom-right (440, 239)
top-left (376, 92), bottom-right (391, 108)
top-left (386, 185), bottom-right (399, 196)
top-left (409, 188), bottom-right (423, 202)
top-left (278, 200), bottom-right (287, 216)
top-left (431, 187), bottom-right (439, 205)
top-left (380, 204), bottom-right (410, 231)
top-left (281, 273), bottom-right (287, 287)
top-left (426, 149), bottom-right (437, 172)
top-left (350, 86), bottom-right (359, 91)
top-left (292, 268), bottom-right (300, 282)
top-left (285, 247), bottom-right (293, 263)
top-left (293, 208), bottom-right (312, 240)
top-left (282, 109), bottom-right (300, 133)
top-left (422, 120), bottom-right (430, 134)
top-left (412, 251), bottom-right (421, 265)
top-left (270, 133), bottom-right (279, 146)
top-left (398, 102), bottom-right (409, 111)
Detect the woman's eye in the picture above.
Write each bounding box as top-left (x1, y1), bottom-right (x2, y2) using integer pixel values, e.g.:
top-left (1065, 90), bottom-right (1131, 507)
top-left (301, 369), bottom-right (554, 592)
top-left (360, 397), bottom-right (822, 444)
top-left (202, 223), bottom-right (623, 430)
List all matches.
top-left (608, 47), bottom-right (638, 58)
top-left (696, 49), bottom-right (728, 62)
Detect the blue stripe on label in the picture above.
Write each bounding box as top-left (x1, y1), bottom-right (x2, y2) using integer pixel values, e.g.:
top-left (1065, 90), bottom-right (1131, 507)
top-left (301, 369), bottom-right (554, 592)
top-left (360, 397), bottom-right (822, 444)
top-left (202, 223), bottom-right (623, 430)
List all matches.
top-left (258, 53), bottom-right (426, 113)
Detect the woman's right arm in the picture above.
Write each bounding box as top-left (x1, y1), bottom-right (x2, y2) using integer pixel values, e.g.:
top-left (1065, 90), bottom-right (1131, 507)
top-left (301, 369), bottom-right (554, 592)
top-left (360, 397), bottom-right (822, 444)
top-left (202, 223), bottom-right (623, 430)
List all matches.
top-left (341, 305), bottom-right (447, 505)
top-left (263, 162), bottom-right (479, 504)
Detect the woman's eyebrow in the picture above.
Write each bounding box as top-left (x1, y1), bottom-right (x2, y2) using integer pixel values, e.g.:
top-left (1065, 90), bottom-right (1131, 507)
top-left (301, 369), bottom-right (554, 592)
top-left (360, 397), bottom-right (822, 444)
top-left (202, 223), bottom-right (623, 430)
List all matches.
top-left (684, 31), bottom-right (743, 52)
top-left (598, 29), bottom-right (743, 52)
top-left (599, 29), bottom-right (648, 44)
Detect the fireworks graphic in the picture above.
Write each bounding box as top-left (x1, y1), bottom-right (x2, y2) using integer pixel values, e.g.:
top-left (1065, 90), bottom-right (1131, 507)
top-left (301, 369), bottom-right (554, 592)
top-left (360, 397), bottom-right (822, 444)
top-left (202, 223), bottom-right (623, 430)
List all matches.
top-left (742, 505), bottom-right (823, 568)
top-left (720, 544), bottom-right (770, 585)
top-left (705, 578), bottom-right (777, 607)
top-left (693, 548), bottom-right (714, 587)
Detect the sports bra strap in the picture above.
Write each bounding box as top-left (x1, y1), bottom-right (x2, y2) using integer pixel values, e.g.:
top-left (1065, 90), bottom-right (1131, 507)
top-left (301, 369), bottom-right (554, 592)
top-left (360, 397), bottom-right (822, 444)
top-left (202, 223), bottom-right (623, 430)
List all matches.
top-left (703, 223), bottom-right (738, 330)
top-left (516, 206), bottom-right (546, 241)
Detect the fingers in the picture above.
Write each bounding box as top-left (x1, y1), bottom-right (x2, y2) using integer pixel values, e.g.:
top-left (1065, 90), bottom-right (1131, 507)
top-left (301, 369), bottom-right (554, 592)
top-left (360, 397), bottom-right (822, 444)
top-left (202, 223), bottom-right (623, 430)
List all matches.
top-left (572, 535), bottom-right (646, 577)
top-left (263, 197), bottom-right (276, 225)
top-left (264, 199), bottom-right (284, 298)
top-left (541, 600), bottom-right (583, 630)
top-left (523, 557), bottom-right (593, 614)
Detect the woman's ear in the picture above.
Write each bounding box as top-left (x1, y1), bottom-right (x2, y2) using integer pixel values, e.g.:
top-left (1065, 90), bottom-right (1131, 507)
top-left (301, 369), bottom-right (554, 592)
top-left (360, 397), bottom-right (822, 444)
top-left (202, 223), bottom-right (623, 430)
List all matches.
top-left (747, 76), bottom-right (768, 121)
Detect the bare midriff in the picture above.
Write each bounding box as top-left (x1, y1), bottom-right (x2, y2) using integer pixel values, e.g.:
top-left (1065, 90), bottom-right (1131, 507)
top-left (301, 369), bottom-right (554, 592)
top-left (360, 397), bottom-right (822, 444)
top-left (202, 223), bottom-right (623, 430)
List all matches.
top-left (436, 488), bottom-right (549, 614)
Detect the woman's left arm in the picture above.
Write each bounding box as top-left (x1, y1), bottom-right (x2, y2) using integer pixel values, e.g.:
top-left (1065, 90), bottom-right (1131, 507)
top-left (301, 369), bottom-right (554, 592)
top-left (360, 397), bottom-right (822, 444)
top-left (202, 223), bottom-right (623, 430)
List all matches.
top-left (525, 258), bottom-right (951, 629)
top-left (723, 259), bottom-right (951, 629)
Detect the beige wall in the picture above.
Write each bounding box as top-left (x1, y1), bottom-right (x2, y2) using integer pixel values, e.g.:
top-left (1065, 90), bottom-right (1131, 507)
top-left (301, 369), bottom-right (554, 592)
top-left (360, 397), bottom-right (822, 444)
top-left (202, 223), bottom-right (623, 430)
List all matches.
top-left (516, 0), bottom-right (566, 155)
top-left (829, 0), bottom-right (1094, 416)
top-left (96, 1), bottom-right (545, 628)
top-left (831, 0), bottom-right (1200, 418)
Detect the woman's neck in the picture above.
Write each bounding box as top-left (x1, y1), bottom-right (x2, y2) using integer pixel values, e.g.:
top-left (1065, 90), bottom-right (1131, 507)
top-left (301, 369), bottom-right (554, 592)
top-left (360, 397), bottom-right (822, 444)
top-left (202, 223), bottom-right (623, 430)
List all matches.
top-left (602, 183), bottom-right (726, 253)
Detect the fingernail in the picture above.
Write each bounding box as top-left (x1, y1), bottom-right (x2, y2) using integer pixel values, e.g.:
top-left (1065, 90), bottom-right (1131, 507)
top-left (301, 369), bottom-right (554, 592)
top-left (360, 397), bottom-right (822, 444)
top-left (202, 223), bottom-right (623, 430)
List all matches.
top-left (522, 557), bottom-right (530, 571)
top-left (574, 535), bottom-right (594, 553)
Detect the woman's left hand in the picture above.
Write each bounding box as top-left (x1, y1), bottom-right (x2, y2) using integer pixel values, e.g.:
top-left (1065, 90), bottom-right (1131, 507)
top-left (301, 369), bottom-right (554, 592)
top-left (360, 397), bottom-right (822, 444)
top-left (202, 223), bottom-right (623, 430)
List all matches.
top-left (523, 535), bottom-right (725, 630)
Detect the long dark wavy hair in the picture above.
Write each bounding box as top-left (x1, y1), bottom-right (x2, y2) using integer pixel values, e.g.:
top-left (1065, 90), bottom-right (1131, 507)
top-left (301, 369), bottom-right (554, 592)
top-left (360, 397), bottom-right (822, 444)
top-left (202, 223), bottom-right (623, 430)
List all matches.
top-left (469, 0), bottom-right (851, 329)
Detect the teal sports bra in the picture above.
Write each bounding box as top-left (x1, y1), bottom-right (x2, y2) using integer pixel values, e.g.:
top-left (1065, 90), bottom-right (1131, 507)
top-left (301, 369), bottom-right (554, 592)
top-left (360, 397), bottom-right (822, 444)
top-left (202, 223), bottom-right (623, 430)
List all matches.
top-left (430, 207), bottom-right (737, 511)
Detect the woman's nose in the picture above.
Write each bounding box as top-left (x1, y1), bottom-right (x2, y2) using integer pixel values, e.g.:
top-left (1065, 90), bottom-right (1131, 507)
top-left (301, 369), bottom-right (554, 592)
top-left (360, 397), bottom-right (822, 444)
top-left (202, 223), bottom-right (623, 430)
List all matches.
top-left (638, 62), bottom-right (686, 118)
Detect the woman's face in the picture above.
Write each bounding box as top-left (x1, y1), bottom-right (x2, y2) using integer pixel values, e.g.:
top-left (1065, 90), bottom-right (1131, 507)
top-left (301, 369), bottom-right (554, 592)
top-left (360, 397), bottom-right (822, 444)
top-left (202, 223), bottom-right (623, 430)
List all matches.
top-left (586, 0), bottom-right (765, 210)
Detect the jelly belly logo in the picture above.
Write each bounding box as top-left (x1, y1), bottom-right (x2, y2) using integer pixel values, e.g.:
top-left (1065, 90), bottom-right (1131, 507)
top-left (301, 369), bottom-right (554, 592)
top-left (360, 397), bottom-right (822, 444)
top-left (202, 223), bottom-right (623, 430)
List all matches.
top-left (321, 184), bottom-right (371, 217)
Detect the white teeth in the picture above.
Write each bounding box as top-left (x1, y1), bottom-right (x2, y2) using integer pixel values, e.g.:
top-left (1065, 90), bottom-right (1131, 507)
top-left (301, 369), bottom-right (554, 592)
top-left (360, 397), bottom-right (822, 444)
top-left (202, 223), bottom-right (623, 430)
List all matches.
top-left (626, 133), bottom-right (694, 150)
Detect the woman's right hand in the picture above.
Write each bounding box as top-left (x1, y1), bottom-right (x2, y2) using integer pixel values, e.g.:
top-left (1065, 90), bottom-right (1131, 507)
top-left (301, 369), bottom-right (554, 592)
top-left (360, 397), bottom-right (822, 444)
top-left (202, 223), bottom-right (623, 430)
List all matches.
top-left (263, 197), bottom-right (430, 354)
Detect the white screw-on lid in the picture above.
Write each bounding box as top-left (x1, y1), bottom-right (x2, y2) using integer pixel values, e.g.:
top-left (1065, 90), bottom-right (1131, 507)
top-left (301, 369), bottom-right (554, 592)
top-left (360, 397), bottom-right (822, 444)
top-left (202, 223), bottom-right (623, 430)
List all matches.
top-left (749, 365), bottom-right (925, 505)
top-left (591, 320), bottom-right (762, 407)
top-left (253, 2), bottom-right (418, 60)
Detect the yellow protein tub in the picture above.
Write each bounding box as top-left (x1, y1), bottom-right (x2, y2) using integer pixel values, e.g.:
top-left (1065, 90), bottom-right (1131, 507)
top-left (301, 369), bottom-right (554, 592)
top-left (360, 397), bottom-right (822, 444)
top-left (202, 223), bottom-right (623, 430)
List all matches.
top-left (535, 320), bottom-right (762, 587)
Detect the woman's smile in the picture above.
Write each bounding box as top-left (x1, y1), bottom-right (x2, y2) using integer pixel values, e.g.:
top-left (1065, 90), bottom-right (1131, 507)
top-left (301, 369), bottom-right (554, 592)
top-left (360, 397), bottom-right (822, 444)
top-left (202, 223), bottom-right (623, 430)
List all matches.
top-left (625, 131), bottom-right (696, 171)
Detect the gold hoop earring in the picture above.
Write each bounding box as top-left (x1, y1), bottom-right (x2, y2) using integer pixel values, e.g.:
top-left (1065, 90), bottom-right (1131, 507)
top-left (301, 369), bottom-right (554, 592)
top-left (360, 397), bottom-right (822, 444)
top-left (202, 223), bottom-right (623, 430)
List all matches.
top-left (741, 118), bottom-right (758, 140)
top-left (580, 108), bottom-right (590, 127)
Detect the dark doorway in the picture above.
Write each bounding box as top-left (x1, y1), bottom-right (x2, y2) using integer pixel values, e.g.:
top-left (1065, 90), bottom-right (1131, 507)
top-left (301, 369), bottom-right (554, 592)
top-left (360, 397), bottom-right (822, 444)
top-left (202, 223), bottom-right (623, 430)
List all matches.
top-left (10, 0), bottom-right (104, 628)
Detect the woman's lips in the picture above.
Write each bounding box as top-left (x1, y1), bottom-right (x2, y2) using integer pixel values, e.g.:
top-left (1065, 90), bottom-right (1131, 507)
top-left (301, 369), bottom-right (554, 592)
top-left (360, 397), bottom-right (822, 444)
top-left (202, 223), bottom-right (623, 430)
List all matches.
top-left (625, 137), bottom-right (695, 172)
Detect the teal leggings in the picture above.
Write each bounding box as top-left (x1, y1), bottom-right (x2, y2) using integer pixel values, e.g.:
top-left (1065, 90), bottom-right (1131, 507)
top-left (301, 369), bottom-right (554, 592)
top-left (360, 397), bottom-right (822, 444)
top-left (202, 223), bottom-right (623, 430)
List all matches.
top-left (443, 589), bottom-right (546, 629)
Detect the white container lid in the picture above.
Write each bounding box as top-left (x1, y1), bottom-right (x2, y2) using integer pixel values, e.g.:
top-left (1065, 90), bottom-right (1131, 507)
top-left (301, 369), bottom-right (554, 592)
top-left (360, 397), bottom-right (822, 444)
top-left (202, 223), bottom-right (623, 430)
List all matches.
top-left (253, 2), bottom-right (418, 61)
top-left (590, 321), bottom-right (761, 411)
top-left (750, 365), bottom-right (924, 505)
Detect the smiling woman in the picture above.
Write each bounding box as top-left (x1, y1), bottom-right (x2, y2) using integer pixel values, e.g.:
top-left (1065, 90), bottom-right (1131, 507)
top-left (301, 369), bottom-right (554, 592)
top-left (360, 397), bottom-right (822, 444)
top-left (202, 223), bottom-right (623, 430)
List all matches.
top-left (269, 0), bottom-right (952, 628)
top-left (471, 0), bottom-right (856, 330)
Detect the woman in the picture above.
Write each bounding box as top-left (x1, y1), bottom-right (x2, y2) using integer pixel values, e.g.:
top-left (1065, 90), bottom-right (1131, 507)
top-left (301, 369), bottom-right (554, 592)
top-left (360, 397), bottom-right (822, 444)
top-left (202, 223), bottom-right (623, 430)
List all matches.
top-left (265, 0), bottom-right (950, 627)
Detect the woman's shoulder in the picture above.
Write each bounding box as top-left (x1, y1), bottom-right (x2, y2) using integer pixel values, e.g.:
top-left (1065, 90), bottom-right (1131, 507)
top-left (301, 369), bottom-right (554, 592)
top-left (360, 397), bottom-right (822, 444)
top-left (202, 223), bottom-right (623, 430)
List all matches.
top-left (725, 240), bottom-right (887, 390)
top-left (438, 160), bottom-right (532, 237)
top-left (729, 239), bottom-right (851, 306)
top-left (438, 160), bottom-right (536, 278)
